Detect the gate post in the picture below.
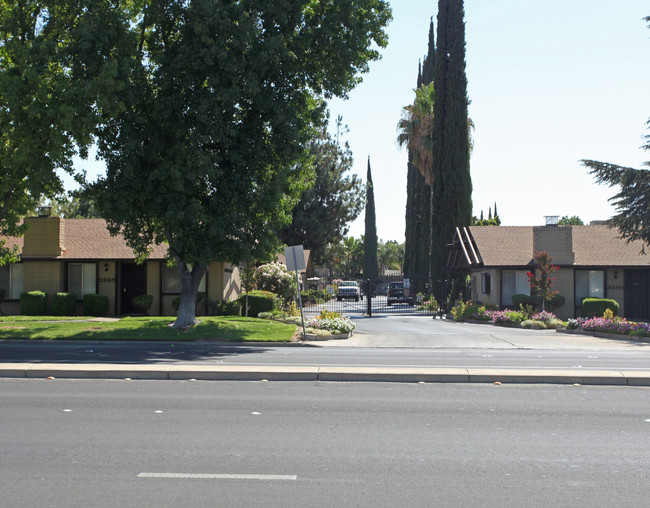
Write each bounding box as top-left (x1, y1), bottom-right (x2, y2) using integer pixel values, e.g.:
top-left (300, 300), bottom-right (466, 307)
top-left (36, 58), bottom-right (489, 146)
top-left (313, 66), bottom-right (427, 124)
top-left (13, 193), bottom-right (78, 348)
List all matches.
top-left (366, 279), bottom-right (372, 317)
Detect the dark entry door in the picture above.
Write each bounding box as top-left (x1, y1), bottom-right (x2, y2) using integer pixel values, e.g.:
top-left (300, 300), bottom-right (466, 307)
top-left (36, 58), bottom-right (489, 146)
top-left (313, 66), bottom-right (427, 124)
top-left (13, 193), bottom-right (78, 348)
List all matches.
top-left (624, 270), bottom-right (649, 321)
top-left (120, 263), bottom-right (147, 315)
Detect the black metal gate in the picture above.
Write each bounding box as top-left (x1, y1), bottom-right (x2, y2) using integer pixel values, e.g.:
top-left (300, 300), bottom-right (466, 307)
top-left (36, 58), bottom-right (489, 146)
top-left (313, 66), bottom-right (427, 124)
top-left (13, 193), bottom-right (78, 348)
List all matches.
top-left (301, 275), bottom-right (449, 317)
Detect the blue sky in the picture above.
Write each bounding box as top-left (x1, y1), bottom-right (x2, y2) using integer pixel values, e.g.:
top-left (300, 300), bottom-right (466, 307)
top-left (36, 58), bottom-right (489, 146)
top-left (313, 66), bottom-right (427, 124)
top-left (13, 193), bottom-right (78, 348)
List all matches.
top-left (69, 1), bottom-right (649, 244)
top-left (328, 0), bottom-right (650, 242)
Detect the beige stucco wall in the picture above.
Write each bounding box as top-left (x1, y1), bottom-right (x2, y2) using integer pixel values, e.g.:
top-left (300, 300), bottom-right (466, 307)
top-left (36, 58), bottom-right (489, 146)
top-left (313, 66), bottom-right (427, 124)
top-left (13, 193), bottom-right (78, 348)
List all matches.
top-left (552, 268), bottom-right (573, 320)
top-left (97, 261), bottom-right (116, 315)
top-left (605, 268), bottom-right (625, 316)
top-left (146, 262), bottom-right (160, 315)
top-left (471, 268), bottom-right (500, 308)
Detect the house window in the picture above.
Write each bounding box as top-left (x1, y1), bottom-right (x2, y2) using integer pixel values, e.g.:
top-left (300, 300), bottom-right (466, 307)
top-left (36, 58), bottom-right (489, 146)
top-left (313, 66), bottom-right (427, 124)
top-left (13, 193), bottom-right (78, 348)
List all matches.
top-left (68, 263), bottom-right (96, 299)
top-left (575, 270), bottom-right (605, 306)
top-left (502, 270), bottom-right (530, 306)
top-left (481, 273), bottom-right (491, 294)
top-left (0, 263), bottom-right (23, 299)
top-left (163, 264), bottom-right (206, 293)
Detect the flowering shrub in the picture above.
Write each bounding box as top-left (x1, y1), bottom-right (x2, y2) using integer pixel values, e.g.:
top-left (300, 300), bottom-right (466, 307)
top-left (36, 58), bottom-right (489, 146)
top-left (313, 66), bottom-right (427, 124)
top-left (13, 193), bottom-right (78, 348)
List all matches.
top-left (531, 310), bottom-right (556, 323)
top-left (569, 316), bottom-right (650, 337)
top-left (486, 309), bottom-right (527, 325)
top-left (306, 315), bottom-right (355, 334)
top-left (255, 262), bottom-right (297, 304)
top-left (471, 306), bottom-right (492, 321)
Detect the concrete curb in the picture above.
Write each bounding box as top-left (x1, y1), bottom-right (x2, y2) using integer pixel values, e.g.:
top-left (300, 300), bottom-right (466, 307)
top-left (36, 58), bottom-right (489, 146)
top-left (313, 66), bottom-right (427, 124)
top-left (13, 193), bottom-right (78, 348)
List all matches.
top-left (1, 363), bottom-right (649, 386)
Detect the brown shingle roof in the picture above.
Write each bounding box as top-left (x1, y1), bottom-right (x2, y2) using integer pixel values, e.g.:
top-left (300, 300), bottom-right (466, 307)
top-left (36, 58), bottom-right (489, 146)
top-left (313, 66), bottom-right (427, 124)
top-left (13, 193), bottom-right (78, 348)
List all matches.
top-left (4, 219), bottom-right (168, 260)
top-left (467, 225), bottom-right (650, 268)
top-left (468, 226), bottom-right (534, 267)
top-left (572, 225), bottom-right (649, 266)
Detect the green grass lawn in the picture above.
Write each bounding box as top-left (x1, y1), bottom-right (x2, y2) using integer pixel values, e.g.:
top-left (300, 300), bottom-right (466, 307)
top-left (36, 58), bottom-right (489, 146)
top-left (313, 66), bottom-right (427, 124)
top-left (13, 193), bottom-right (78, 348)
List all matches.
top-left (0, 316), bottom-right (298, 342)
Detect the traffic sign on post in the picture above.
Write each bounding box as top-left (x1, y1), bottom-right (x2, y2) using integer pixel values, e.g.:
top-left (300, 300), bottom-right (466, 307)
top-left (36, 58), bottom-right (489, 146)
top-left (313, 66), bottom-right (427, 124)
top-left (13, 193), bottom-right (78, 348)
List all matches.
top-left (284, 245), bottom-right (306, 337)
top-left (284, 245), bottom-right (306, 272)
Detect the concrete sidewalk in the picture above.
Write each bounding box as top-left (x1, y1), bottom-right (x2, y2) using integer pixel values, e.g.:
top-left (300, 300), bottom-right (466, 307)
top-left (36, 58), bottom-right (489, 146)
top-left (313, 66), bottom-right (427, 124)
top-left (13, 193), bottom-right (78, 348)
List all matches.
top-left (1, 362), bottom-right (649, 386)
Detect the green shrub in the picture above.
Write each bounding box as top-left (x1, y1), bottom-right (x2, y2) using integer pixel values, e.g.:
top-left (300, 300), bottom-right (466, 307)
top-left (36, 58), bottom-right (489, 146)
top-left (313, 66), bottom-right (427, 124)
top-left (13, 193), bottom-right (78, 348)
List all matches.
top-left (83, 294), bottom-right (109, 317)
top-left (548, 293), bottom-right (566, 311)
top-left (512, 294), bottom-right (535, 308)
top-left (521, 319), bottom-right (546, 329)
top-left (52, 292), bottom-right (77, 316)
top-left (581, 298), bottom-right (619, 318)
top-left (132, 294), bottom-right (154, 315)
top-left (211, 299), bottom-right (242, 316)
top-left (237, 290), bottom-right (277, 317)
top-left (20, 291), bottom-right (48, 315)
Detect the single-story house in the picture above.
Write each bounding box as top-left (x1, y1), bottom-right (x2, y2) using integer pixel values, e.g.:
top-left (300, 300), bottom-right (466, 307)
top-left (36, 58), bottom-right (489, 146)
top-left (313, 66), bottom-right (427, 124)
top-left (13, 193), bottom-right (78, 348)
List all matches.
top-left (447, 221), bottom-right (650, 321)
top-left (0, 214), bottom-right (241, 316)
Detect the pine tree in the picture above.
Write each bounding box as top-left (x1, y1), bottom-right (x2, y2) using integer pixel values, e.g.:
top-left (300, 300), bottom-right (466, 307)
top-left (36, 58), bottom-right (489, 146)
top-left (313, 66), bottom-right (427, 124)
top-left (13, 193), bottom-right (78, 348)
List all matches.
top-left (430, 0), bottom-right (472, 282)
top-left (364, 157), bottom-right (379, 281)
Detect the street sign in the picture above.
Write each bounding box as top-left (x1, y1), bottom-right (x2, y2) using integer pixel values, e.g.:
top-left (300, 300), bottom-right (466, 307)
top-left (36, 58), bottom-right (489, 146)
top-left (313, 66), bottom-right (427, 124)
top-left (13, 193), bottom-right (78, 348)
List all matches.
top-left (284, 245), bottom-right (306, 271)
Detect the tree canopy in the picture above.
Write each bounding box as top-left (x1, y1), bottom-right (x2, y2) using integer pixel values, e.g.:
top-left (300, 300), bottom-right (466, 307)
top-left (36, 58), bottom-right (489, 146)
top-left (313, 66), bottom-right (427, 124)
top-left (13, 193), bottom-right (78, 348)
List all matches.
top-left (0, 0), bottom-right (130, 263)
top-left (90, 0), bottom-right (391, 328)
top-left (363, 157), bottom-right (379, 281)
top-left (278, 126), bottom-right (364, 262)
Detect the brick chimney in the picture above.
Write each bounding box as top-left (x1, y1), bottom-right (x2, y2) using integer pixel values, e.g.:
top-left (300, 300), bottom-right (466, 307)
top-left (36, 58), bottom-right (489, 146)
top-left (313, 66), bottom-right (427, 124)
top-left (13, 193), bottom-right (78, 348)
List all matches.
top-left (22, 216), bottom-right (65, 257)
top-left (532, 222), bottom-right (574, 265)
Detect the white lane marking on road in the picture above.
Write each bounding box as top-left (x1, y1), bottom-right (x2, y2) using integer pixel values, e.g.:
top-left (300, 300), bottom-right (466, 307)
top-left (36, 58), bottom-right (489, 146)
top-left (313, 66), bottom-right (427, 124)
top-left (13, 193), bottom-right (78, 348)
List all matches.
top-left (137, 473), bottom-right (297, 481)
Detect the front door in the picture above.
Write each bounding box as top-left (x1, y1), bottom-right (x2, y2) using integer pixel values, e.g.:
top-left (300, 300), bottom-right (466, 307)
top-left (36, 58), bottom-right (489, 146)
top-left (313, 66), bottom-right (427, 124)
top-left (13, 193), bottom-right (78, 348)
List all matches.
top-left (120, 263), bottom-right (147, 315)
top-left (624, 270), bottom-right (649, 321)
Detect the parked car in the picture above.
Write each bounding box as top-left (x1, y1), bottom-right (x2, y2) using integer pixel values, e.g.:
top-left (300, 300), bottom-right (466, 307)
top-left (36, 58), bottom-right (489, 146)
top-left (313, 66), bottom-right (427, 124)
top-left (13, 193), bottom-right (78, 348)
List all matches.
top-left (337, 281), bottom-right (361, 302)
top-left (387, 281), bottom-right (413, 306)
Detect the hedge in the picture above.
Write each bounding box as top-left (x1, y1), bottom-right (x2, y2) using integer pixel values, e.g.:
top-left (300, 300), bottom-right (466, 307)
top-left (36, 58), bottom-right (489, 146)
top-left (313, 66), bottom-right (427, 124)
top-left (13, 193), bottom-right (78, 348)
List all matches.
top-left (83, 294), bottom-right (109, 317)
top-left (210, 299), bottom-right (242, 316)
top-left (237, 290), bottom-right (277, 317)
top-left (581, 298), bottom-right (619, 318)
top-left (20, 291), bottom-right (48, 315)
top-left (132, 294), bottom-right (154, 315)
top-left (52, 292), bottom-right (77, 316)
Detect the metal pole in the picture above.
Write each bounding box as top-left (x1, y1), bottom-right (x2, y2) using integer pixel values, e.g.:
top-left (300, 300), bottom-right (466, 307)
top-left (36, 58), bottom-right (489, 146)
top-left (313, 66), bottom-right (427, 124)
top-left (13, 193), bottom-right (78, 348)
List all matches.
top-left (295, 269), bottom-right (306, 337)
top-left (366, 279), bottom-right (372, 317)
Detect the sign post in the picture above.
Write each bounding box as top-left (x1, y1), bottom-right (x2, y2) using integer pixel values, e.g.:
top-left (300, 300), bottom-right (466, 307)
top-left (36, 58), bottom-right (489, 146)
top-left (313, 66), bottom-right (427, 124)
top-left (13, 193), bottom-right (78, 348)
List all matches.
top-left (284, 245), bottom-right (307, 338)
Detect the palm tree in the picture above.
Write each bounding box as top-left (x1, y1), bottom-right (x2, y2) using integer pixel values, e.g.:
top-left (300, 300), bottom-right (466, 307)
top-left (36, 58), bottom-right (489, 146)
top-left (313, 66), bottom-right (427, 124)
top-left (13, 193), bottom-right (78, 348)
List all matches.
top-left (397, 82), bottom-right (475, 186)
top-left (397, 82), bottom-right (436, 185)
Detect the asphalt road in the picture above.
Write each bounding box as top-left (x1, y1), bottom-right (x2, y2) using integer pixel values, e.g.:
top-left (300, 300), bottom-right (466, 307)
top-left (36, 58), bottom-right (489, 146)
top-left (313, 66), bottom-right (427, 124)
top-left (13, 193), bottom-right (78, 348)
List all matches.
top-left (1, 316), bottom-right (649, 372)
top-left (1, 379), bottom-right (649, 507)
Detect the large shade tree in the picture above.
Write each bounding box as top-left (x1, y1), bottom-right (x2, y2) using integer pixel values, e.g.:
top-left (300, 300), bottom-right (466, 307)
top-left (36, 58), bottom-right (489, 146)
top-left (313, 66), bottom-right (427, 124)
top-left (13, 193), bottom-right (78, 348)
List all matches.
top-left (91, 0), bottom-right (392, 328)
top-left (0, 0), bottom-right (130, 263)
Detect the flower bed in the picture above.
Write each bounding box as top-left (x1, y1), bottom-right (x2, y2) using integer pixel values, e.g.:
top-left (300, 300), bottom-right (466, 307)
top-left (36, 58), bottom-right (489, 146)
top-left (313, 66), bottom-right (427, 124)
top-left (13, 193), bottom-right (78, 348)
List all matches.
top-left (568, 316), bottom-right (650, 338)
top-left (451, 300), bottom-right (561, 329)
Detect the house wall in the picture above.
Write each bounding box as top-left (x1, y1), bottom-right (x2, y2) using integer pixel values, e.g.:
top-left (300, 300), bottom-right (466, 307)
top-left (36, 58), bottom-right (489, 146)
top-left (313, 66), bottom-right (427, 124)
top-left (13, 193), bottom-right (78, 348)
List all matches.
top-left (97, 261), bottom-right (117, 315)
top-left (533, 226), bottom-right (575, 264)
top-left (22, 261), bottom-right (64, 312)
top-left (553, 268), bottom-right (574, 320)
top-left (146, 262), bottom-right (160, 315)
top-left (471, 268), bottom-right (500, 308)
top-left (223, 264), bottom-right (240, 301)
top-left (606, 268), bottom-right (625, 316)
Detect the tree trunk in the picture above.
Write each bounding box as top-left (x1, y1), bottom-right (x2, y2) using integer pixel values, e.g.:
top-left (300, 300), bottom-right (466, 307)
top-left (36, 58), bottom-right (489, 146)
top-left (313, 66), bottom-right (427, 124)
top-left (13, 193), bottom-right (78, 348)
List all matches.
top-left (171, 262), bottom-right (207, 330)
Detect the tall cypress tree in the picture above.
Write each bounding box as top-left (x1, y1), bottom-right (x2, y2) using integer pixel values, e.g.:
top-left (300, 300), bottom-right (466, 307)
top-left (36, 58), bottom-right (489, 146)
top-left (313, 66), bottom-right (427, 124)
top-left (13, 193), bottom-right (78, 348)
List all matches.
top-left (430, 0), bottom-right (472, 282)
top-left (403, 19), bottom-right (435, 290)
top-left (364, 157), bottom-right (379, 281)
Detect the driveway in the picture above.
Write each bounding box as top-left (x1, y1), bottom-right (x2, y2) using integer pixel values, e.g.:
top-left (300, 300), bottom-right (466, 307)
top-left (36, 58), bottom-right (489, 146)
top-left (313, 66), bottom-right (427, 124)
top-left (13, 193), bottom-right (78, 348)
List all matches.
top-left (312, 315), bottom-right (650, 350)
